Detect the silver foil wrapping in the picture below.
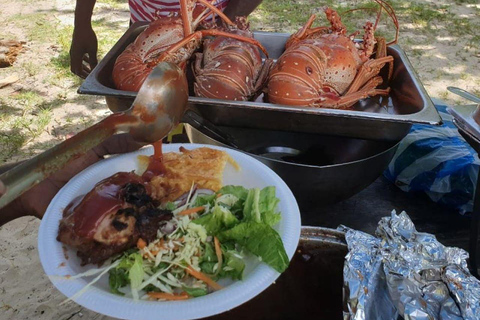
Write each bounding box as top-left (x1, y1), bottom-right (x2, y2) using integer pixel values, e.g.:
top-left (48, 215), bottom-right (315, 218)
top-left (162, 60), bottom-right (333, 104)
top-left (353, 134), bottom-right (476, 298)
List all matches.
top-left (342, 211), bottom-right (480, 320)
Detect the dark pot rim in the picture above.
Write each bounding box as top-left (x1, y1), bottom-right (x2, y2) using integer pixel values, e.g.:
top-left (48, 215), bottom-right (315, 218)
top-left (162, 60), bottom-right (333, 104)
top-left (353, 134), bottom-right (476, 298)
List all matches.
top-left (185, 124), bottom-right (401, 170)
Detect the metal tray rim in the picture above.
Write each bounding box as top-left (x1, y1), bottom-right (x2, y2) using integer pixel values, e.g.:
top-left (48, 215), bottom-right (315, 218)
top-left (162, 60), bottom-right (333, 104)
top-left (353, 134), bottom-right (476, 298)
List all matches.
top-left (79, 23), bottom-right (441, 126)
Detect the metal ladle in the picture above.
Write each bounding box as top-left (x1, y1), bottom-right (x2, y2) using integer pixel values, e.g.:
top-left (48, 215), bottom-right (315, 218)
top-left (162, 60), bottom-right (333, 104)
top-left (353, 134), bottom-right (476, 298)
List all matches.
top-left (447, 87), bottom-right (480, 104)
top-left (447, 87), bottom-right (480, 125)
top-left (0, 62), bottom-right (188, 209)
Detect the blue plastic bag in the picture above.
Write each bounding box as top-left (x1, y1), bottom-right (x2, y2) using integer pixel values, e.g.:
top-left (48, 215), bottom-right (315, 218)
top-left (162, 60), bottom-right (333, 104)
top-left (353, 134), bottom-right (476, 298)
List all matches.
top-left (384, 101), bottom-right (480, 214)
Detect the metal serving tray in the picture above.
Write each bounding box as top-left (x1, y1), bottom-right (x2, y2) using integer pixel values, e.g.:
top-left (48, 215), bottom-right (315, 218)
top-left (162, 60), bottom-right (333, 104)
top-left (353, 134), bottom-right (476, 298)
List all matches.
top-left (79, 22), bottom-right (441, 141)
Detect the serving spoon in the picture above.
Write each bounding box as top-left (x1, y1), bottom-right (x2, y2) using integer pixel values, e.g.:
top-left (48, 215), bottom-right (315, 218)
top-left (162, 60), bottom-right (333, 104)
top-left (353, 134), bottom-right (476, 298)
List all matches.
top-left (447, 87), bottom-right (480, 104)
top-left (0, 62), bottom-right (188, 209)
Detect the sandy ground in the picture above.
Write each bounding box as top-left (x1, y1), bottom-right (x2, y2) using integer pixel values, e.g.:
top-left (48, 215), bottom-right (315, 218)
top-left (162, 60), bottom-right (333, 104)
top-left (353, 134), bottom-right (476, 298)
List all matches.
top-left (0, 0), bottom-right (479, 319)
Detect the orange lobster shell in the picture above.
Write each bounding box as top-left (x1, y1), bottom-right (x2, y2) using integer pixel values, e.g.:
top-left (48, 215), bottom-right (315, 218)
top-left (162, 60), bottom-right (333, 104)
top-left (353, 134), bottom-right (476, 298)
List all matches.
top-left (266, 1), bottom-right (399, 109)
top-left (193, 17), bottom-right (273, 101)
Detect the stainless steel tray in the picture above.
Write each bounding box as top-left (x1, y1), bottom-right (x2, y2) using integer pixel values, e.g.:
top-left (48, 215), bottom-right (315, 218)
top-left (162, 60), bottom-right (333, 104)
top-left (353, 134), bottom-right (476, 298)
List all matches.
top-left (79, 22), bottom-right (441, 141)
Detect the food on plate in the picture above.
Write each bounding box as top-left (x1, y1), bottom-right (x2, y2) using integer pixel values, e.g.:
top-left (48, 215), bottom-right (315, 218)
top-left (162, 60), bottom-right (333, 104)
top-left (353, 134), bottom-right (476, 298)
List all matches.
top-left (112, 0), bottom-right (268, 92)
top-left (266, 0), bottom-right (399, 109)
top-left (57, 172), bottom-right (172, 266)
top-left (107, 184), bottom-right (288, 300)
top-left (144, 146), bottom-right (237, 201)
top-left (193, 16), bottom-right (273, 101)
top-left (56, 144), bottom-right (289, 301)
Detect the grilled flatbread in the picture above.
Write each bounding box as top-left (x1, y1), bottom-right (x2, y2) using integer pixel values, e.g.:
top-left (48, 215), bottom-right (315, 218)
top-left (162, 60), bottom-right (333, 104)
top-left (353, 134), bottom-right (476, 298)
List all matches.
top-left (147, 147), bottom-right (237, 201)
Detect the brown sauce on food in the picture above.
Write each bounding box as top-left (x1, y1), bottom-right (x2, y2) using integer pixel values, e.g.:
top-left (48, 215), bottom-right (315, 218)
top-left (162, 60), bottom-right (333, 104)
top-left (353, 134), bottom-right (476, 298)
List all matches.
top-left (68, 172), bottom-right (144, 238)
top-left (142, 140), bottom-right (166, 181)
top-left (57, 141), bottom-right (173, 266)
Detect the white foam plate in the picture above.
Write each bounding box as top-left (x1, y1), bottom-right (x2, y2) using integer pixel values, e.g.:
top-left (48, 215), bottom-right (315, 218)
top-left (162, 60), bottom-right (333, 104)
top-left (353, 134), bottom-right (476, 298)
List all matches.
top-left (38, 143), bottom-right (301, 320)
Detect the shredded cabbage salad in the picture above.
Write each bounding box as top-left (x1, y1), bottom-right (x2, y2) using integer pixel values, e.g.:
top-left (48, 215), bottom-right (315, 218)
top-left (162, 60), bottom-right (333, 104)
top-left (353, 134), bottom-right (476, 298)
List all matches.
top-left (66, 185), bottom-right (288, 302)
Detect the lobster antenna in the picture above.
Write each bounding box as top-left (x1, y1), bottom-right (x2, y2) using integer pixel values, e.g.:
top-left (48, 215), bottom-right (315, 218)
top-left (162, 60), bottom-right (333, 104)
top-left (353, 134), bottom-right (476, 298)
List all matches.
top-left (373, 0), bottom-right (399, 45)
top-left (342, 1), bottom-right (398, 46)
top-left (180, 0), bottom-right (192, 38)
top-left (374, 5), bottom-right (382, 30)
top-left (195, 0), bottom-right (234, 26)
top-left (151, 29), bottom-right (269, 68)
top-left (295, 14), bottom-right (317, 39)
top-left (193, 0), bottom-right (216, 26)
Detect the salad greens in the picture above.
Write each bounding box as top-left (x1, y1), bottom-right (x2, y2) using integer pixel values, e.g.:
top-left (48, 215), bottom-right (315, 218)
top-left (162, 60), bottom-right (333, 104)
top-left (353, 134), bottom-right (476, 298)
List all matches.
top-left (71, 185), bottom-right (288, 301)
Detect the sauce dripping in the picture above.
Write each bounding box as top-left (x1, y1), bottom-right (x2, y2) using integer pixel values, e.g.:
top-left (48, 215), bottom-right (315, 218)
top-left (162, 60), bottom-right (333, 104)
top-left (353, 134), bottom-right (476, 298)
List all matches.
top-left (142, 140), bottom-right (167, 181)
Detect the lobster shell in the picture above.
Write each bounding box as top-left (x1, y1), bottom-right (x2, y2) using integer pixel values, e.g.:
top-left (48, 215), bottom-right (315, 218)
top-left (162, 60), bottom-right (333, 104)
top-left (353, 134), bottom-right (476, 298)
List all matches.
top-left (193, 17), bottom-right (272, 101)
top-left (266, 2), bottom-right (398, 109)
top-left (112, 18), bottom-right (186, 92)
top-left (267, 35), bottom-right (364, 106)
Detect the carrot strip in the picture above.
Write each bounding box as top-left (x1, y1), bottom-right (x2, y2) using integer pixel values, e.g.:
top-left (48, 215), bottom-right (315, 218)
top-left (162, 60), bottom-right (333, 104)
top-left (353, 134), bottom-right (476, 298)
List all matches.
top-left (137, 238), bottom-right (147, 250)
top-left (214, 237), bottom-right (223, 275)
top-left (178, 206), bottom-right (205, 216)
top-left (186, 266), bottom-right (223, 291)
top-left (216, 193), bottom-right (222, 198)
top-left (147, 292), bottom-right (190, 300)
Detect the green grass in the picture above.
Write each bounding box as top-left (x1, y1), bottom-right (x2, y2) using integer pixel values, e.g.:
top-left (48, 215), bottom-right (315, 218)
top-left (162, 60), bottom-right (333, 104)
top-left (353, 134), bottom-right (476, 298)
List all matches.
top-left (97, 0), bottom-right (128, 10)
top-left (0, 91), bottom-right (52, 162)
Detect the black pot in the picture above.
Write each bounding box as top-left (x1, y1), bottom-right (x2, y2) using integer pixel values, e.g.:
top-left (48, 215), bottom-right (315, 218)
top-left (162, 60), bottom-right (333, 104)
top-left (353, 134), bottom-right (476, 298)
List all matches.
top-left (185, 124), bottom-right (400, 211)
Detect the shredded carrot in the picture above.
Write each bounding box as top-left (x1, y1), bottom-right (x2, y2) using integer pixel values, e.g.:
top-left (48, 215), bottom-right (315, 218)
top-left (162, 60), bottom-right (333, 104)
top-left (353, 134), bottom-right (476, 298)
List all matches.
top-left (137, 238), bottom-right (147, 250)
top-left (178, 206), bottom-right (205, 216)
top-left (216, 193), bottom-right (222, 198)
top-left (147, 292), bottom-right (190, 300)
top-left (148, 239), bottom-right (166, 257)
top-left (186, 266), bottom-right (223, 291)
top-left (214, 237), bottom-right (223, 275)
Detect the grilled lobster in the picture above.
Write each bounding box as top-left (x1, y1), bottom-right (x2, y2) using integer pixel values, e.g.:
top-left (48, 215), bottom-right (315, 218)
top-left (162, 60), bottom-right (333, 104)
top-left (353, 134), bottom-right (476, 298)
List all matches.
top-left (266, 0), bottom-right (399, 109)
top-left (192, 17), bottom-right (273, 101)
top-left (112, 0), bottom-right (268, 92)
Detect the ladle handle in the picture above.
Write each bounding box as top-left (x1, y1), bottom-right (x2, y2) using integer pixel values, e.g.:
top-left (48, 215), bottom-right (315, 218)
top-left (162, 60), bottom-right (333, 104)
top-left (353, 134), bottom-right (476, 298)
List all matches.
top-left (447, 87), bottom-right (480, 104)
top-left (0, 117), bottom-right (119, 209)
top-left (182, 110), bottom-right (239, 149)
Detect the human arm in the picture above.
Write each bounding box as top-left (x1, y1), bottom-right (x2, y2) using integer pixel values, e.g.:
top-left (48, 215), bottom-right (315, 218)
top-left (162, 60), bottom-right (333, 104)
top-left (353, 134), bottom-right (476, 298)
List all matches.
top-left (70, 0), bottom-right (98, 78)
top-left (223, 0), bottom-right (263, 19)
top-left (0, 134), bottom-right (144, 226)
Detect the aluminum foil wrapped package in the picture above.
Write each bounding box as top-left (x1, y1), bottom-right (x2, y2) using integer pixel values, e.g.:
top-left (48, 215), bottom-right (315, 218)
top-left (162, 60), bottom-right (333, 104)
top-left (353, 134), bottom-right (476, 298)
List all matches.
top-left (342, 210), bottom-right (480, 320)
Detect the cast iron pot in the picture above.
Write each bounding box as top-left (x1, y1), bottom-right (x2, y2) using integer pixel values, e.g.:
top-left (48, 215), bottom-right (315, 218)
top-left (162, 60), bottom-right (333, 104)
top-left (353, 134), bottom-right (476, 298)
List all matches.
top-left (185, 124), bottom-right (400, 211)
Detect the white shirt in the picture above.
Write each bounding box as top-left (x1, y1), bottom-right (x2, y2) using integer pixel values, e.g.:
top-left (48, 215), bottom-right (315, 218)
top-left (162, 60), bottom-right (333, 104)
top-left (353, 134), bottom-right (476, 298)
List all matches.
top-left (128, 0), bottom-right (230, 23)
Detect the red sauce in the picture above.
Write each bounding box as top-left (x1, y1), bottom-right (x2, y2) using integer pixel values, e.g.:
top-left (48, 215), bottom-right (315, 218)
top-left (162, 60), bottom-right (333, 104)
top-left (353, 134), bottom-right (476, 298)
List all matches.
top-left (68, 172), bottom-right (143, 238)
top-left (142, 140), bottom-right (166, 181)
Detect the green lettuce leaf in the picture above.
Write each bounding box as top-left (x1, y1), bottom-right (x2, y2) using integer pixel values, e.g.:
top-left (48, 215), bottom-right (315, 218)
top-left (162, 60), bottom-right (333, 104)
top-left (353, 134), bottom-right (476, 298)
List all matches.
top-left (109, 251), bottom-right (144, 294)
top-left (218, 185), bottom-right (248, 201)
top-left (242, 187), bottom-right (281, 226)
top-left (193, 204), bottom-right (239, 235)
top-left (199, 242), bottom-right (218, 274)
top-left (193, 194), bottom-right (217, 207)
top-left (165, 202), bottom-right (176, 211)
top-left (182, 286), bottom-right (208, 297)
top-left (218, 222), bottom-right (289, 273)
top-left (128, 252), bottom-right (144, 289)
top-left (217, 186), bottom-right (248, 216)
top-left (219, 249), bottom-right (245, 280)
top-left (108, 268), bottom-right (128, 295)
top-left (258, 187), bottom-right (281, 226)
top-left (243, 188), bottom-right (261, 223)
